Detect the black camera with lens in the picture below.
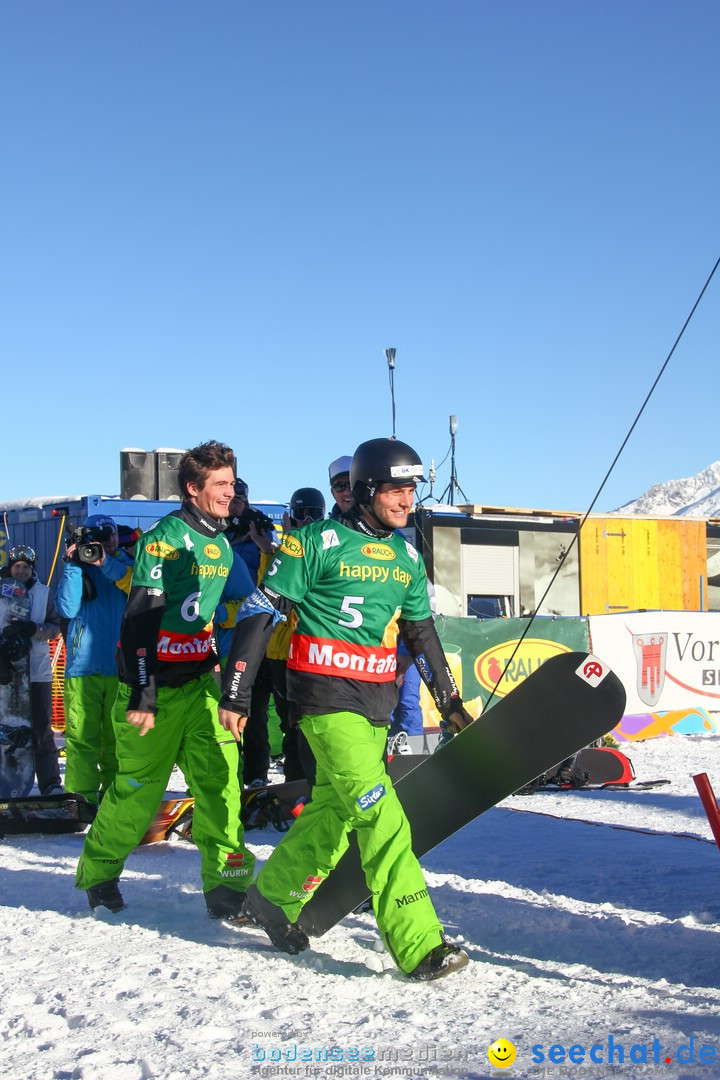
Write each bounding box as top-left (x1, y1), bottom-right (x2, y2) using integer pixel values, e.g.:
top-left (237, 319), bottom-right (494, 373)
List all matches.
top-left (64, 524), bottom-right (115, 565)
top-left (227, 505), bottom-right (275, 540)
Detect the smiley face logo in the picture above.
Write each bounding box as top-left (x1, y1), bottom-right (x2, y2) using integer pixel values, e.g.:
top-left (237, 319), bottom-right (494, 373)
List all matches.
top-left (488, 1039), bottom-right (517, 1068)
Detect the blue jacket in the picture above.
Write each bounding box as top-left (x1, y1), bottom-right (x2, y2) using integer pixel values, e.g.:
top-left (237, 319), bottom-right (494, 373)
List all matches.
top-left (56, 552), bottom-right (133, 677)
top-left (214, 547), bottom-right (255, 662)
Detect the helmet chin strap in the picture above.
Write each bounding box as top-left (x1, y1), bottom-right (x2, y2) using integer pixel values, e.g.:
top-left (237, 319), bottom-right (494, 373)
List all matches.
top-left (356, 501), bottom-right (393, 538)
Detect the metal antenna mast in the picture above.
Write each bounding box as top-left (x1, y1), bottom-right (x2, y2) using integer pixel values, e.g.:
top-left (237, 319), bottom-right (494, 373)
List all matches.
top-left (385, 348), bottom-right (397, 437)
top-left (438, 414), bottom-right (469, 505)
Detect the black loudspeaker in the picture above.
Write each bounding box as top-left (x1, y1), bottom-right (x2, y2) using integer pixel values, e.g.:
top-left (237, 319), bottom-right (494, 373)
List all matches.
top-left (155, 448), bottom-right (185, 501)
top-left (120, 449), bottom-right (156, 500)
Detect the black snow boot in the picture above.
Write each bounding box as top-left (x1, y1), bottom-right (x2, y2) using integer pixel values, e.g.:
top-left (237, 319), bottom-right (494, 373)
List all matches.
top-left (87, 879), bottom-right (126, 913)
top-left (243, 883), bottom-right (309, 955)
top-left (408, 936), bottom-right (469, 982)
top-left (205, 885), bottom-right (247, 921)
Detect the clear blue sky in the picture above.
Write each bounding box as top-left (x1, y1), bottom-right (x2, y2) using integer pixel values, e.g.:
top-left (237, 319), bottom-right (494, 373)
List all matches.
top-left (2, 1), bottom-right (718, 512)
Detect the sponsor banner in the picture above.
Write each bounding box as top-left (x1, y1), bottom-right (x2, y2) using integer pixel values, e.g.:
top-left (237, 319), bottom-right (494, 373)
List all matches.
top-left (288, 634), bottom-right (397, 682)
top-left (420, 616), bottom-right (589, 724)
top-left (589, 611), bottom-right (720, 714)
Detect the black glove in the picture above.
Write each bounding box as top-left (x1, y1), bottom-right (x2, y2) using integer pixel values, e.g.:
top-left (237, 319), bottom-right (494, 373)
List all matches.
top-left (436, 699), bottom-right (475, 750)
top-left (442, 698), bottom-right (474, 735)
top-left (2, 635), bottom-right (32, 661)
top-left (1, 725), bottom-right (32, 753)
top-left (2, 620), bottom-right (37, 639)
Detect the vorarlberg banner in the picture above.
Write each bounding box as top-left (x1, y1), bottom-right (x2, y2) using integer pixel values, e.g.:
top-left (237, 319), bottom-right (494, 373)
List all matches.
top-left (589, 611), bottom-right (720, 717)
top-left (421, 616), bottom-right (590, 723)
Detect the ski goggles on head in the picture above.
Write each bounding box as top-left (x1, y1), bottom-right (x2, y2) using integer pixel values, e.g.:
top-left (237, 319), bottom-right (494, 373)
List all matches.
top-left (8, 544), bottom-right (36, 565)
top-left (291, 507), bottom-right (325, 525)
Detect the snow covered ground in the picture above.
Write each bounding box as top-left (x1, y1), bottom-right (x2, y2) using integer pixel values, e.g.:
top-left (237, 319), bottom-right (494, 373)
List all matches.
top-left (1, 734), bottom-right (720, 1080)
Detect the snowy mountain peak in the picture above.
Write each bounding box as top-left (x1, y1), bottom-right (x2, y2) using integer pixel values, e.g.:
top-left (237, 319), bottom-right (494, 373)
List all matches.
top-left (615, 461), bottom-right (720, 518)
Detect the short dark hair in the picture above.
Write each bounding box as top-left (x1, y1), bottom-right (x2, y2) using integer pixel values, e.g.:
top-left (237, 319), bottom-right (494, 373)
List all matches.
top-left (178, 440), bottom-right (235, 498)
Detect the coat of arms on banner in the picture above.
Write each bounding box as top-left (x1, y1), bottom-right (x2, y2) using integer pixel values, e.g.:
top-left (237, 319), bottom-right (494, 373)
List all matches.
top-left (632, 633), bottom-right (667, 707)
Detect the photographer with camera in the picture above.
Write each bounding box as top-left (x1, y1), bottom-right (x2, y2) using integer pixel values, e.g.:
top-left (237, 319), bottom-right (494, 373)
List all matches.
top-left (225, 478), bottom-right (277, 581)
top-left (0, 545), bottom-right (63, 795)
top-left (56, 514), bottom-right (134, 804)
top-left (220, 478), bottom-right (278, 786)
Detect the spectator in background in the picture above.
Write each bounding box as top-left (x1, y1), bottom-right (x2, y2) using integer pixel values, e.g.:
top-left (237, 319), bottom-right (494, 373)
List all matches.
top-left (222, 477), bottom-right (277, 786)
top-left (0, 545), bottom-right (63, 795)
top-left (56, 514), bottom-right (133, 804)
top-left (388, 645), bottom-right (424, 747)
top-left (224, 478), bottom-right (274, 585)
top-left (389, 582), bottom-right (437, 750)
top-left (117, 525), bottom-right (142, 560)
top-left (111, 525), bottom-right (142, 595)
top-left (213, 525), bottom-right (256, 772)
top-left (328, 455), bottom-right (353, 521)
top-left (266, 487), bottom-right (326, 783)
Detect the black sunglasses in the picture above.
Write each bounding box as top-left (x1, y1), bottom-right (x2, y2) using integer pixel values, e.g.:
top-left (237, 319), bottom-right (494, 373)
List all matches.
top-left (332, 481), bottom-right (351, 492)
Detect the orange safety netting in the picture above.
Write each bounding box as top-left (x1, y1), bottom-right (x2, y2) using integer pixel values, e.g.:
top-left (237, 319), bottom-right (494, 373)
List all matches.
top-left (50, 637), bottom-right (66, 732)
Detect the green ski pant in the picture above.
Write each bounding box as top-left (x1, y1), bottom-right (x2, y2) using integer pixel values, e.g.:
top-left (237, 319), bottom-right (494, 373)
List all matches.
top-left (64, 674), bottom-right (119, 804)
top-left (256, 711), bottom-right (443, 973)
top-left (76, 675), bottom-right (255, 895)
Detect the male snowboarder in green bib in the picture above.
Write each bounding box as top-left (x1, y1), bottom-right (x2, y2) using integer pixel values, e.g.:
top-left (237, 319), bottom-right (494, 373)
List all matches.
top-left (76, 440), bottom-right (255, 917)
top-left (219, 437), bottom-right (473, 980)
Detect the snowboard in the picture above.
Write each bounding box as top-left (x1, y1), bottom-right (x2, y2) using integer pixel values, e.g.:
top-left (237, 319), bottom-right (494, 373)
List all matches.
top-left (0, 580), bottom-right (34, 797)
top-left (519, 746), bottom-right (636, 792)
top-left (517, 746), bottom-right (670, 793)
top-left (573, 746), bottom-right (635, 784)
top-left (296, 651), bottom-right (626, 937)
top-left (0, 792), bottom-right (97, 835)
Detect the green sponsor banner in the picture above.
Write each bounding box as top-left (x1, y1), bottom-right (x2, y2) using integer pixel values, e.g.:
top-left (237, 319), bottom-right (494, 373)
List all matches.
top-left (421, 616), bottom-right (590, 725)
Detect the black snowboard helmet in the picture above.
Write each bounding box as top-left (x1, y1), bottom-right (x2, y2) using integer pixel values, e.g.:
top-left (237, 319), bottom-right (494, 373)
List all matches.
top-left (350, 438), bottom-right (426, 507)
top-left (289, 487), bottom-right (326, 524)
